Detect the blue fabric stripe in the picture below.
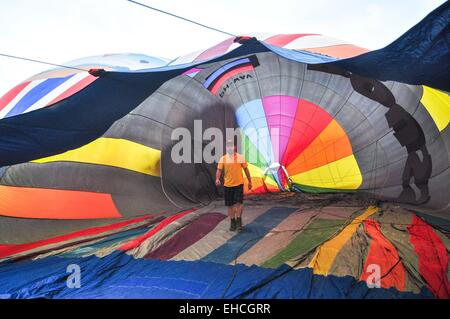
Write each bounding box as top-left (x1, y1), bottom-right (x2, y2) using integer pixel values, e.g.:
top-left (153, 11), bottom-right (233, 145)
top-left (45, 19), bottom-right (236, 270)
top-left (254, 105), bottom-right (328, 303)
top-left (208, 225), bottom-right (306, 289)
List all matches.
top-left (0, 251), bottom-right (432, 299)
top-left (5, 75), bottom-right (74, 118)
top-left (186, 71), bottom-right (200, 78)
top-left (201, 207), bottom-right (297, 264)
top-left (262, 43), bottom-right (337, 64)
top-left (236, 99), bottom-right (275, 166)
top-left (203, 57), bottom-right (250, 88)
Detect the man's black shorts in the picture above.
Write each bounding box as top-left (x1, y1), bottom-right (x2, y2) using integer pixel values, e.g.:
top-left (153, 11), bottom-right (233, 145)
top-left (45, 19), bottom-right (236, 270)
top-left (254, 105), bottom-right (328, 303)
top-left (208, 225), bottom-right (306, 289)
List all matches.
top-left (224, 184), bottom-right (244, 206)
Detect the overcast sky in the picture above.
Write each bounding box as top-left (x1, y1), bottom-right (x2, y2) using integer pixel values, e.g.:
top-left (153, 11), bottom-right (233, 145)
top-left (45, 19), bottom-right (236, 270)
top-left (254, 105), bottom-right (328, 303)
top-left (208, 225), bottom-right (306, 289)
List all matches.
top-left (0, 0), bottom-right (446, 96)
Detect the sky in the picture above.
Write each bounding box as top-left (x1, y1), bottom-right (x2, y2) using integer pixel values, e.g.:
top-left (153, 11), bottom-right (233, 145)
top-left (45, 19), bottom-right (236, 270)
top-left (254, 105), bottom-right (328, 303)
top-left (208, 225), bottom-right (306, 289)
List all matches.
top-left (0, 0), bottom-right (446, 96)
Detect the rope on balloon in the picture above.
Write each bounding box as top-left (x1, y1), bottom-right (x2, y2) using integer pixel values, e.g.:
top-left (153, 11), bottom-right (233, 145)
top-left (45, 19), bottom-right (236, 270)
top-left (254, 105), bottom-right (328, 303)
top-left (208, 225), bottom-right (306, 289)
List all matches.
top-left (127, 0), bottom-right (237, 37)
top-left (0, 53), bottom-right (88, 72)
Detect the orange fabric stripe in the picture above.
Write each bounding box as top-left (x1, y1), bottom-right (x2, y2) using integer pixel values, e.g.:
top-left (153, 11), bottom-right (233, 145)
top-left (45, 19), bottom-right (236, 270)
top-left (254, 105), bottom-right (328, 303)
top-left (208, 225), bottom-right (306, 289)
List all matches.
top-left (0, 185), bottom-right (121, 219)
top-left (287, 120), bottom-right (353, 175)
top-left (360, 219), bottom-right (406, 291)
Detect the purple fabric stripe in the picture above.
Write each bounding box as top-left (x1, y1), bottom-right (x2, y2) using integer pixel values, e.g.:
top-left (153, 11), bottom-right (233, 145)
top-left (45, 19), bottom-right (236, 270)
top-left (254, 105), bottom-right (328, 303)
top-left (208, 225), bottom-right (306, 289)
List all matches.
top-left (182, 68), bottom-right (202, 76)
top-left (262, 95), bottom-right (298, 162)
top-left (203, 57), bottom-right (250, 88)
top-left (144, 212), bottom-right (226, 260)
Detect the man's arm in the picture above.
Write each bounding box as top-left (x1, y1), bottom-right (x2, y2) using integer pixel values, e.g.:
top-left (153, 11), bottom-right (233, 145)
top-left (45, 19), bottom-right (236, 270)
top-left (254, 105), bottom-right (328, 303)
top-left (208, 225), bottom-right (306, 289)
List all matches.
top-left (243, 167), bottom-right (252, 190)
top-left (216, 169), bottom-right (222, 186)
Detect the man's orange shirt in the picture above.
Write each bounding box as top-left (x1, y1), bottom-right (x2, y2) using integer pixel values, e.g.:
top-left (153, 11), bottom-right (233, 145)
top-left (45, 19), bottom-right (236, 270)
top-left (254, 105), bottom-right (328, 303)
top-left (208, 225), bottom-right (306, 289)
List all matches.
top-left (218, 153), bottom-right (248, 187)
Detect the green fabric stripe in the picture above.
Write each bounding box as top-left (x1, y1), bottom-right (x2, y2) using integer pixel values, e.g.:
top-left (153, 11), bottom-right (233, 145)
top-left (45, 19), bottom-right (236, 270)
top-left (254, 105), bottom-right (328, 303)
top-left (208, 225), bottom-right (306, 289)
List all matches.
top-left (262, 218), bottom-right (347, 269)
top-left (241, 134), bottom-right (276, 184)
top-left (414, 212), bottom-right (450, 232)
top-left (293, 183), bottom-right (358, 194)
top-left (242, 134), bottom-right (267, 169)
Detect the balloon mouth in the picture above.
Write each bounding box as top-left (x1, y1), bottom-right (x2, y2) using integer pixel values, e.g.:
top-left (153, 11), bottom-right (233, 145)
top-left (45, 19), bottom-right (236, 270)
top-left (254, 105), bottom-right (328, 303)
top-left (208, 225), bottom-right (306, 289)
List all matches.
top-left (263, 162), bottom-right (292, 191)
top-left (268, 162), bottom-right (282, 171)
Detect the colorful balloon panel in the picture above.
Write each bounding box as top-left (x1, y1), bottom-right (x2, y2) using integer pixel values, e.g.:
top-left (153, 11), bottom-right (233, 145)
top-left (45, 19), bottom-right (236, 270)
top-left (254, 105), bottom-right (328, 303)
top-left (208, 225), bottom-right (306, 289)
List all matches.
top-left (287, 120), bottom-right (354, 175)
top-left (262, 95), bottom-right (298, 163)
top-left (282, 100), bottom-right (334, 167)
top-left (291, 155), bottom-right (362, 190)
top-left (235, 94), bottom-right (362, 192)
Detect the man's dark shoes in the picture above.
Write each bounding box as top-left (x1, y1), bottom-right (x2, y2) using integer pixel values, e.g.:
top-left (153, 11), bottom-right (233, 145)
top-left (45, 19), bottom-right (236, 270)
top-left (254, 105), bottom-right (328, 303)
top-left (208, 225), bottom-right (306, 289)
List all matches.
top-left (236, 217), bottom-right (243, 231)
top-left (230, 218), bottom-right (237, 231)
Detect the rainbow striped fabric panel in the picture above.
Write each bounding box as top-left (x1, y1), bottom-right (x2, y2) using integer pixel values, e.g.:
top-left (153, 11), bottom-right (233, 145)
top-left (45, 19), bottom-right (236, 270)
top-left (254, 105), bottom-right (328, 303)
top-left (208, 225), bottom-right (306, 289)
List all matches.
top-left (1, 205), bottom-right (448, 298)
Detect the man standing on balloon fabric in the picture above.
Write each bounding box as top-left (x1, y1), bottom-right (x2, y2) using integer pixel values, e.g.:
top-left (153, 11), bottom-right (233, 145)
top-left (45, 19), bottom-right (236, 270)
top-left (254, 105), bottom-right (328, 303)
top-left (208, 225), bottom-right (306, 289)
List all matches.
top-left (216, 140), bottom-right (252, 231)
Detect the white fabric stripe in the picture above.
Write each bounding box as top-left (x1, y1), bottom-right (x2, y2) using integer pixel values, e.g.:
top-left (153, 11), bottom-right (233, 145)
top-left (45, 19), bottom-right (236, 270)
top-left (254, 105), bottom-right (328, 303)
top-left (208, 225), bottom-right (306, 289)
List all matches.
top-left (250, 33), bottom-right (274, 41)
top-left (224, 42), bottom-right (240, 54)
top-left (170, 42), bottom-right (242, 66)
top-left (169, 49), bottom-right (205, 65)
top-left (283, 35), bottom-right (349, 49)
top-left (0, 79), bottom-right (46, 119)
top-left (25, 72), bottom-right (89, 113)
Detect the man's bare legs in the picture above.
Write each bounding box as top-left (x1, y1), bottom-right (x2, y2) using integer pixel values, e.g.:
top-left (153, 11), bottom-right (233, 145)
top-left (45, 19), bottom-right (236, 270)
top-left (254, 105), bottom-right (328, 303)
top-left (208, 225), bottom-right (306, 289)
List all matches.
top-left (235, 203), bottom-right (243, 217)
top-left (227, 205), bottom-right (237, 219)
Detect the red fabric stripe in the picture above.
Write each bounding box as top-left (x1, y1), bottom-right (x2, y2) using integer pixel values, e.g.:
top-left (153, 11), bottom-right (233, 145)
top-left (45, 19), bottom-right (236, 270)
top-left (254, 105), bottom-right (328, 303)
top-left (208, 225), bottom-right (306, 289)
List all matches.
top-left (264, 34), bottom-right (318, 47)
top-left (210, 65), bottom-right (254, 94)
top-left (47, 74), bottom-right (97, 106)
top-left (248, 185), bottom-right (270, 194)
top-left (194, 37), bottom-right (236, 62)
top-left (360, 219), bottom-right (406, 291)
top-left (281, 99), bottom-right (333, 167)
top-left (117, 209), bottom-right (196, 251)
top-left (0, 214), bottom-right (162, 259)
top-left (0, 81), bottom-right (30, 111)
top-left (408, 215), bottom-right (450, 299)
top-left (144, 212), bottom-right (226, 260)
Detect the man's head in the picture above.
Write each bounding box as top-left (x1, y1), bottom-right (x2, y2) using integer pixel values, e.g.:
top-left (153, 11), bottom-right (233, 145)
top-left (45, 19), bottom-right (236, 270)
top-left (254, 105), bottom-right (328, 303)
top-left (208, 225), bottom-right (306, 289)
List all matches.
top-left (226, 140), bottom-right (236, 155)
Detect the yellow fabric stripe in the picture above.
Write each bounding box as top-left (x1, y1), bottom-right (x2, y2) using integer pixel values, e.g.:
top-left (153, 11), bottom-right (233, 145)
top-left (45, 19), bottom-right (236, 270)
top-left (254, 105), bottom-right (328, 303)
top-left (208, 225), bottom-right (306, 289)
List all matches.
top-left (308, 206), bottom-right (379, 275)
top-left (33, 138), bottom-right (161, 176)
top-left (290, 155), bottom-right (362, 190)
top-left (421, 86), bottom-right (450, 132)
top-left (247, 163), bottom-right (278, 187)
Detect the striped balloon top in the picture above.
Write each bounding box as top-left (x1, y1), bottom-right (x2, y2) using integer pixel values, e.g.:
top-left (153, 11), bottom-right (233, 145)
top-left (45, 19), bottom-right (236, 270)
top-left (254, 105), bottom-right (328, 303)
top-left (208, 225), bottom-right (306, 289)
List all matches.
top-left (0, 53), bottom-right (170, 119)
top-left (0, 34), bottom-right (368, 120)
